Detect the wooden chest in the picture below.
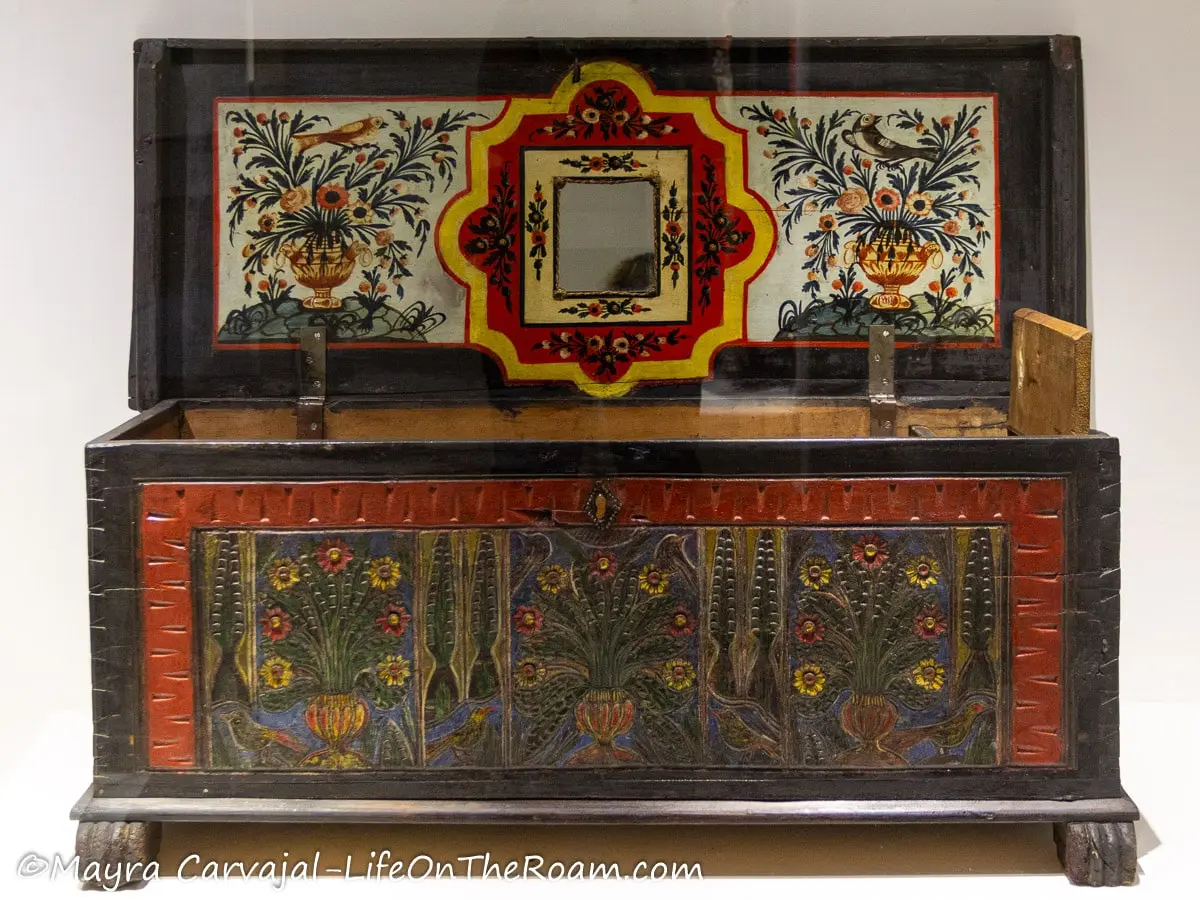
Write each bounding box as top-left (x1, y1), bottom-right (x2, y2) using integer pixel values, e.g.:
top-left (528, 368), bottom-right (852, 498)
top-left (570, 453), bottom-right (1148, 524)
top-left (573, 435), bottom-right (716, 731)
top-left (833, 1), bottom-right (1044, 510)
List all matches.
top-left (73, 36), bottom-right (1136, 887)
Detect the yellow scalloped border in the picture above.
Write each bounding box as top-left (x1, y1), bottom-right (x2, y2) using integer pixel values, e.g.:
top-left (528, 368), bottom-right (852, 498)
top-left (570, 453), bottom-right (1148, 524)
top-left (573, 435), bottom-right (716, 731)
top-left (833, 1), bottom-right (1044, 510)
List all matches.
top-left (438, 61), bottom-right (772, 398)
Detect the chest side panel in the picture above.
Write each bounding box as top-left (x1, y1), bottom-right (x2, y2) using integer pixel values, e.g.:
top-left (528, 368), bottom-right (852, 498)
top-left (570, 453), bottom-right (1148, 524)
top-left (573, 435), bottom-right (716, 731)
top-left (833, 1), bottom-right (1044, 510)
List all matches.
top-left (138, 478), bottom-right (1064, 771)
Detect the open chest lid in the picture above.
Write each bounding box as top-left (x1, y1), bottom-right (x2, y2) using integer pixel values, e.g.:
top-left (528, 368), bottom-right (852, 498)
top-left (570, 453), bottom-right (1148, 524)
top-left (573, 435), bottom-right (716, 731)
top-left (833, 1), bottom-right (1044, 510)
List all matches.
top-left (129, 36), bottom-right (1085, 409)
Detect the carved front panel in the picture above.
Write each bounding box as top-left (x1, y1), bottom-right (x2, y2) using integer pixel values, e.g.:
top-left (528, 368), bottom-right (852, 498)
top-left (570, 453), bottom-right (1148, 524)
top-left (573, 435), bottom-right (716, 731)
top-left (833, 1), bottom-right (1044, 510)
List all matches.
top-left (142, 479), bottom-right (1062, 771)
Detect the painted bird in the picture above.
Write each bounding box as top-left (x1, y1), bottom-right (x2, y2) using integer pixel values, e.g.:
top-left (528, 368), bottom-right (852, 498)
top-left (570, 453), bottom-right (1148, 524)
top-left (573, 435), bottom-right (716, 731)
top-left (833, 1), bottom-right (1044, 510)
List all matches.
top-left (424, 706), bottom-right (496, 763)
top-left (714, 707), bottom-right (781, 760)
top-left (221, 709), bottom-right (307, 762)
top-left (882, 700), bottom-right (989, 755)
top-left (292, 116), bottom-right (386, 152)
top-left (842, 114), bottom-right (939, 166)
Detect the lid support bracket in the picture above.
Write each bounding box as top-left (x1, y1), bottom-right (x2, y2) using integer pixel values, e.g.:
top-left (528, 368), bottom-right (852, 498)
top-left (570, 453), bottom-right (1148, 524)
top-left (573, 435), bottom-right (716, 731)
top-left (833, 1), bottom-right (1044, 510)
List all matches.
top-left (297, 327), bottom-right (327, 439)
top-left (868, 325), bottom-right (896, 437)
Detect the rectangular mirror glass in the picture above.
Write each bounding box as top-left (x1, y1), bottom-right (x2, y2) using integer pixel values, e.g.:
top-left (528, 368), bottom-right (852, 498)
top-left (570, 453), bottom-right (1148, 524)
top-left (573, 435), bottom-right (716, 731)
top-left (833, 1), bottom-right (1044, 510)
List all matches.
top-left (555, 178), bottom-right (658, 296)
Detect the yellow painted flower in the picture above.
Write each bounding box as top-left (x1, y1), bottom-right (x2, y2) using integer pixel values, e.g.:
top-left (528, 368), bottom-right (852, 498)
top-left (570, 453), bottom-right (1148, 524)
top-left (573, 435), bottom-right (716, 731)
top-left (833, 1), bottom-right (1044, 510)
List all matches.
top-left (267, 558), bottom-right (300, 591)
top-left (638, 564), bottom-right (670, 595)
top-left (905, 192), bottom-right (935, 218)
top-left (258, 655), bottom-right (293, 688)
top-left (367, 556), bottom-right (401, 590)
top-left (514, 657), bottom-right (546, 688)
top-left (799, 557), bottom-right (832, 590)
top-left (536, 565), bottom-right (569, 595)
top-left (376, 654), bottom-right (410, 687)
top-left (663, 658), bottom-right (696, 691)
top-left (905, 556), bottom-right (942, 589)
top-left (912, 659), bottom-right (946, 691)
top-left (793, 664), bottom-right (826, 696)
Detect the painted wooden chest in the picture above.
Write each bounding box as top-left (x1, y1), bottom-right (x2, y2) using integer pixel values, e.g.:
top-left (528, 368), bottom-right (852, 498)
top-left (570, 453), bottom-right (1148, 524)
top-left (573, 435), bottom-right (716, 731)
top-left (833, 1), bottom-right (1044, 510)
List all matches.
top-left (73, 37), bottom-right (1137, 886)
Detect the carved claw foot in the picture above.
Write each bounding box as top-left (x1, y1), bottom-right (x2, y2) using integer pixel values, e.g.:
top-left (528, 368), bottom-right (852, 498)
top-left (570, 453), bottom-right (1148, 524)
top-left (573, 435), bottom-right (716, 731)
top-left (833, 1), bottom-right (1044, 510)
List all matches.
top-left (75, 820), bottom-right (162, 889)
top-left (1054, 821), bottom-right (1137, 886)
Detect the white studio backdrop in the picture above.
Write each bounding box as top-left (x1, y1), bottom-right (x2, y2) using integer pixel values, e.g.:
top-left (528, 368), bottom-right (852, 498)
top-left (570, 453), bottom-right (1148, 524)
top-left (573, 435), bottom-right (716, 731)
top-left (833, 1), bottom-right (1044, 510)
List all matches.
top-left (0, 0), bottom-right (1192, 781)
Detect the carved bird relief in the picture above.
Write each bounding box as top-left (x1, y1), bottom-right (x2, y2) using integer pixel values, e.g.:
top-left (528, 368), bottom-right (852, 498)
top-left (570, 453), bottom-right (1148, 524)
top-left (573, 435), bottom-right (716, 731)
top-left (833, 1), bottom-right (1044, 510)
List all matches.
top-left (425, 706), bottom-right (496, 763)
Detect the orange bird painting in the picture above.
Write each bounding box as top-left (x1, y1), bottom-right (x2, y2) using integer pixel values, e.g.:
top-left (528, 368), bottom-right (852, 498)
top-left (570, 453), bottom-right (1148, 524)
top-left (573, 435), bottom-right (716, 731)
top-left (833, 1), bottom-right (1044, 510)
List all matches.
top-left (292, 116), bottom-right (386, 152)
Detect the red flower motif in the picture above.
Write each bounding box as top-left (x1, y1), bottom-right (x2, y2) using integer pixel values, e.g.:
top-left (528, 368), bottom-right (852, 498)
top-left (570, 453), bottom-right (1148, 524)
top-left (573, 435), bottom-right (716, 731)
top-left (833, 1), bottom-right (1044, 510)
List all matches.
top-left (421, 117), bottom-right (433, 129)
top-left (772, 108), bottom-right (786, 121)
top-left (278, 112), bottom-right (289, 122)
top-left (665, 221), bottom-right (683, 237)
top-left (589, 550), bottom-right (619, 580)
top-left (355, 152), bottom-right (367, 163)
top-left (794, 613), bottom-right (825, 644)
top-left (852, 535), bottom-right (889, 570)
top-left (940, 115), bottom-right (954, 127)
top-left (315, 538), bottom-right (354, 573)
top-left (376, 603), bottom-right (412, 637)
top-left (668, 606), bottom-right (695, 636)
top-left (513, 604), bottom-right (544, 635)
top-left (756, 124), bottom-right (769, 136)
top-left (914, 605), bottom-right (947, 639)
top-left (260, 606), bottom-right (292, 641)
top-left (256, 112), bottom-right (269, 124)
top-left (530, 230), bottom-right (546, 246)
top-left (873, 188), bottom-right (902, 211)
top-left (315, 184), bottom-right (349, 210)
top-left (233, 127), bottom-right (244, 138)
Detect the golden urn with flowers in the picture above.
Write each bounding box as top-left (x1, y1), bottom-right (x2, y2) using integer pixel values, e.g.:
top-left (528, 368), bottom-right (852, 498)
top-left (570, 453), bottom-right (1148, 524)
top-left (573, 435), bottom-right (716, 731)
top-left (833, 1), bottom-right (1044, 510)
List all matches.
top-left (301, 691), bottom-right (370, 769)
top-left (281, 235), bottom-right (371, 310)
top-left (571, 688), bottom-right (637, 765)
top-left (844, 224), bottom-right (944, 311)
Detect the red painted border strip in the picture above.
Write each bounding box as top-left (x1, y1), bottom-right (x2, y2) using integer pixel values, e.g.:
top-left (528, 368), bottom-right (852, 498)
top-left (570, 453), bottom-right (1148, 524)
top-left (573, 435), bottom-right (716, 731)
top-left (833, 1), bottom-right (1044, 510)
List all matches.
top-left (140, 477), bottom-right (1064, 768)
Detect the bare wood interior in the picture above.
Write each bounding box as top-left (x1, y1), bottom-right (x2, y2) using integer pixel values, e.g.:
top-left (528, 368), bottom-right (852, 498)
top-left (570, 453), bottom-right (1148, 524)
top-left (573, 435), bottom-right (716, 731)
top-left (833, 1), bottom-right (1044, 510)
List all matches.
top-left (118, 400), bottom-right (1011, 441)
top-left (1009, 308), bottom-right (1092, 436)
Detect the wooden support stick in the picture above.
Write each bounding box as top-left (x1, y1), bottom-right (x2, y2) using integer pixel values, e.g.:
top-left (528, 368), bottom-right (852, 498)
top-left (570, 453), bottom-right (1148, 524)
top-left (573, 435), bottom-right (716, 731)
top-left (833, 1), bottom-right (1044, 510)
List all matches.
top-left (1009, 308), bottom-right (1092, 436)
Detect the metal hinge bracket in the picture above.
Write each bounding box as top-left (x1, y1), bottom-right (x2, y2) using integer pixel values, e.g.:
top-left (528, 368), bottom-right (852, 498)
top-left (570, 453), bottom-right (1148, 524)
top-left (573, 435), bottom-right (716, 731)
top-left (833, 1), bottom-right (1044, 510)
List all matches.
top-left (297, 327), bottom-right (327, 439)
top-left (868, 324), bottom-right (897, 437)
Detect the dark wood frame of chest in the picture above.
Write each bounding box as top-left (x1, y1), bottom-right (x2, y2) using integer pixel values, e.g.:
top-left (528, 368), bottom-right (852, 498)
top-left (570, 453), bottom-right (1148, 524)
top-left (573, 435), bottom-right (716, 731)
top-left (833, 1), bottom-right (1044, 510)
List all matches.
top-left (72, 37), bottom-right (1137, 887)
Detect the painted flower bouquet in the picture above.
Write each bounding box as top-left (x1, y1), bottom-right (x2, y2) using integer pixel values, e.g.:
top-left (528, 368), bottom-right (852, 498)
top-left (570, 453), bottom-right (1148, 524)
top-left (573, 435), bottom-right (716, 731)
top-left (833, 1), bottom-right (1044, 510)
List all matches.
top-left (511, 535), bottom-right (701, 765)
top-left (253, 536), bottom-right (416, 768)
top-left (789, 533), bottom-right (953, 764)
top-left (744, 102), bottom-right (995, 339)
top-left (221, 106), bottom-right (479, 341)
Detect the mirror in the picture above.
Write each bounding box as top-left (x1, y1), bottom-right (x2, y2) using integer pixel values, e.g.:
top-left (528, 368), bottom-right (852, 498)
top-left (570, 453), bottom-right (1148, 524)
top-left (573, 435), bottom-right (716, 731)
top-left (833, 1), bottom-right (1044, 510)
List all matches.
top-left (555, 179), bottom-right (658, 296)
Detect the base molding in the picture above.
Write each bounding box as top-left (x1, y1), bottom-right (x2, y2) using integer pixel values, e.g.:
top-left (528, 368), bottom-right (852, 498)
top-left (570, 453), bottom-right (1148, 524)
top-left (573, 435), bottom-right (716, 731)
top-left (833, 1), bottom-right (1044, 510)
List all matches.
top-left (71, 787), bottom-right (1140, 885)
top-left (72, 787), bottom-right (1138, 826)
